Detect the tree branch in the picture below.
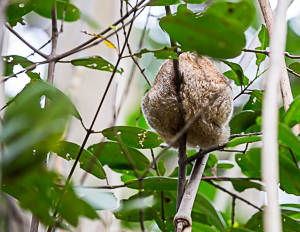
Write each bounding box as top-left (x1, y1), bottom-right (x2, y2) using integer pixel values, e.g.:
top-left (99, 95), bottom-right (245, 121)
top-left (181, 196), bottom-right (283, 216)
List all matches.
top-left (47, 2), bottom-right (59, 84)
top-left (205, 179), bottom-right (263, 212)
top-left (5, 23), bottom-right (48, 59)
top-left (258, 0), bottom-right (300, 136)
top-left (174, 154), bottom-right (210, 230)
top-left (258, 1), bottom-right (292, 232)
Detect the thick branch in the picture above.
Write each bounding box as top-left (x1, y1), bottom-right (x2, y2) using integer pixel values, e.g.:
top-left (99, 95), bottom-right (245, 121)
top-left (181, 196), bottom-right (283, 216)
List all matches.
top-left (174, 154), bottom-right (210, 230)
top-left (258, 0), bottom-right (300, 136)
top-left (164, 5), bottom-right (187, 214)
top-left (258, 1), bottom-right (292, 232)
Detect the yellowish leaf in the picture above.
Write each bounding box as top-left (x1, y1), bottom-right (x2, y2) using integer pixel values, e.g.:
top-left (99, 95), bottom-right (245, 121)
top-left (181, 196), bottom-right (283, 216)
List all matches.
top-left (81, 31), bottom-right (117, 50)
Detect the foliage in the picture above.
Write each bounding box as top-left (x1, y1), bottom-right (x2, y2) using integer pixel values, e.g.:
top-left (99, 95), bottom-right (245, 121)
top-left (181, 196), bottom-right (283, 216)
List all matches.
top-left (1, 0), bottom-right (300, 231)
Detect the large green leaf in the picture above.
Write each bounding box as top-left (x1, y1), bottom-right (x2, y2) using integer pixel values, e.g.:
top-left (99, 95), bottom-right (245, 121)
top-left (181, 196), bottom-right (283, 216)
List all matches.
top-left (102, 126), bottom-right (163, 149)
top-left (71, 56), bottom-right (123, 73)
top-left (288, 62), bottom-right (300, 75)
top-left (75, 187), bottom-right (118, 210)
top-left (113, 191), bottom-right (156, 222)
top-left (193, 193), bottom-right (226, 231)
top-left (183, 0), bottom-right (207, 3)
top-left (227, 135), bottom-right (261, 148)
top-left (255, 24), bottom-right (269, 67)
top-left (125, 177), bottom-right (178, 191)
top-left (0, 79), bottom-right (81, 180)
top-left (279, 152), bottom-right (300, 196)
top-left (281, 204), bottom-right (300, 218)
top-left (283, 95), bottom-right (300, 128)
top-left (222, 61), bottom-right (249, 86)
top-left (6, 0), bottom-right (37, 26)
top-left (225, 229), bottom-right (255, 232)
top-left (278, 123), bottom-right (300, 161)
top-left (1, 171), bottom-right (98, 227)
top-left (148, 0), bottom-right (180, 6)
top-left (160, 1), bottom-right (254, 58)
top-left (217, 160), bottom-right (234, 169)
top-left (230, 110), bottom-right (261, 134)
top-left (88, 142), bottom-right (150, 171)
top-left (52, 141), bottom-right (106, 180)
top-left (34, 0), bottom-right (81, 22)
top-left (230, 179), bottom-right (262, 192)
top-left (2, 55), bottom-right (35, 76)
top-left (235, 148), bottom-right (261, 178)
top-left (245, 211), bottom-right (300, 232)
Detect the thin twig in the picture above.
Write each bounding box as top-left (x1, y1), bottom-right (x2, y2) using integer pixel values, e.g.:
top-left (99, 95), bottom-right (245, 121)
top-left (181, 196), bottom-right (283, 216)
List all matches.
top-left (231, 197), bottom-right (236, 227)
top-left (244, 48), bottom-right (300, 59)
top-left (5, 23), bottom-right (48, 59)
top-left (116, 7), bottom-right (151, 117)
top-left (47, 2), bottom-right (59, 84)
top-left (187, 132), bottom-right (262, 163)
top-left (279, 143), bottom-right (299, 169)
top-left (287, 67), bottom-right (300, 78)
top-left (3, 5), bottom-right (147, 82)
top-left (59, 2), bottom-right (68, 33)
top-left (205, 179), bottom-right (263, 212)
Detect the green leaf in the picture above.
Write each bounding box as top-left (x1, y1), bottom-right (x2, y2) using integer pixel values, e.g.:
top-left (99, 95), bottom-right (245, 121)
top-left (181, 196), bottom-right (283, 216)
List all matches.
top-left (1, 78), bottom-right (81, 121)
top-left (75, 187), bottom-right (118, 210)
top-left (113, 191), bottom-right (156, 222)
top-left (52, 141), bottom-right (106, 180)
top-left (279, 152), bottom-right (300, 196)
top-left (230, 110), bottom-right (261, 134)
top-left (158, 160), bottom-right (166, 176)
top-left (125, 176), bottom-right (178, 191)
top-left (148, 0), bottom-right (180, 6)
top-left (160, 1), bottom-right (254, 58)
top-left (127, 47), bottom-right (178, 59)
top-left (235, 148), bottom-right (261, 178)
top-left (6, 0), bottom-right (37, 23)
top-left (223, 61), bottom-right (249, 86)
top-left (2, 55), bottom-right (35, 76)
top-left (230, 179), bottom-right (262, 192)
top-left (288, 62), bottom-right (300, 75)
top-left (225, 228), bottom-right (255, 232)
top-left (8, 17), bottom-right (26, 27)
top-left (0, 79), bottom-right (81, 179)
top-left (193, 193), bottom-right (226, 231)
top-left (283, 95), bottom-right (300, 128)
top-left (227, 136), bottom-right (261, 148)
top-left (217, 160), bottom-right (234, 169)
top-left (183, 0), bottom-right (207, 3)
top-left (34, 0), bottom-right (81, 22)
top-left (281, 204), bottom-right (300, 217)
top-left (102, 126), bottom-right (163, 149)
top-left (243, 90), bottom-right (263, 111)
top-left (88, 142), bottom-right (150, 171)
top-left (2, 171), bottom-right (99, 227)
top-left (245, 212), bottom-right (300, 232)
top-left (255, 24), bottom-right (269, 66)
top-left (278, 123), bottom-right (300, 161)
top-left (205, 154), bottom-right (218, 169)
top-left (193, 223), bottom-right (217, 232)
top-left (71, 56), bottom-right (123, 73)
